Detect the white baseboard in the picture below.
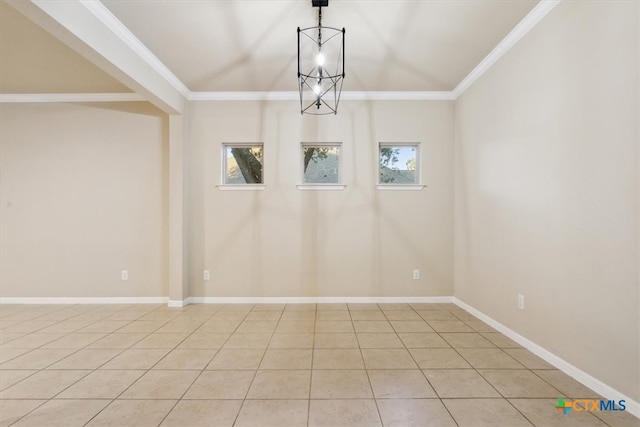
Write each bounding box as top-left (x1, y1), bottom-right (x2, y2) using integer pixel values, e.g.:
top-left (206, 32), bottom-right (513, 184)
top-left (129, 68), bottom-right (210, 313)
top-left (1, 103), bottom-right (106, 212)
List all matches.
top-left (186, 296), bottom-right (454, 305)
top-left (0, 297), bottom-right (168, 305)
top-left (453, 298), bottom-right (640, 419)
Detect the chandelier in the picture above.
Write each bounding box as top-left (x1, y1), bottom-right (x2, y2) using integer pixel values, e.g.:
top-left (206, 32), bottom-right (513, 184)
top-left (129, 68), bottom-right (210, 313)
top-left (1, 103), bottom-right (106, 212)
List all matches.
top-left (297, 0), bottom-right (345, 115)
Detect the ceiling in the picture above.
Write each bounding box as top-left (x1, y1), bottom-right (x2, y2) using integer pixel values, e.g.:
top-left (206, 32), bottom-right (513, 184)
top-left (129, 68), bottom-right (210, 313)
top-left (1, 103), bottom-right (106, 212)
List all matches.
top-left (0, 0), bottom-right (538, 95)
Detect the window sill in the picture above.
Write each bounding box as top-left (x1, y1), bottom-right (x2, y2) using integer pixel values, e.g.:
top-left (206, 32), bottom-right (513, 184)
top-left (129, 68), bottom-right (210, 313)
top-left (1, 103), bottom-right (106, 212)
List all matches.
top-left (376, 184), bottom-right (426, 191)
top-left (297, 184), bottom-right (346, 191)
top-left (217, 184), bottom-right (266, 191)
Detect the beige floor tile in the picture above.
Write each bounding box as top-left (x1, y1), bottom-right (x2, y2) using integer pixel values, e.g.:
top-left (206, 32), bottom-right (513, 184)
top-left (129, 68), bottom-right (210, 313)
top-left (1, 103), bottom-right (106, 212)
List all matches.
top-left (314, 333), bottom-right (359, 349)
top-left (153, 348), bottom-right (217, 370)
top-left (316, 303), bottom-right (348, 311)
top-left (379, 303), bottom-right (412, 311)
top-left (0, 369), bottom-right (89, 399)
top-left (427, 320), bottom-right (474, 333)
top-left (100, 348), bottom-right (170, 369)
top-left (106, 320), bottom-right (164, 334)
top-left (353, 321), bottom-right (394, 333)
top-left (12, 399), bottom-right (110, 427)
top-left (390, 320), bottom-right (434, 333)
top-left (269, 333), bottom-right (314, 348)
top-left (0, 348), bottom-right (76, 369)
top-left (443, 398), bottom-right (533, 427)
top-left (313, 349), bottom-right (365, 369)
top-left (377, 399), bottom-right (457, 427)
top-left (206, 348), bottom-right (264, 370)
top-left (464, 319), bottom-right (496, 332)
top-left (86, 399), bottom-right (176, 426)
top-left (247, 370), bottom-right (311, 399)
top-left (316, 320), bottom-right (354, 333)
top-left (0, 399), bottom-right (46, 427)
top-left (457, 348), bottom-right (525, 369)
top-left (77, 320), bottom-right (130, 333)
top-left (280, 311), bottom-right (316, 321)
top-left (480, 369), bottom-right (561, 397)
top-left (132, 333), bottom-right (189, 349)
top-left (504, 348), bottom-right (555, 369)
top-left (235, 399), bottom-right (308, 427)
top-left (591, 405), bottom-right (640, 427)
top-left (177, 333), bottom-right (229, 349)
top-left (1, 333), bottom-right (63, 349)
top-left (309, 399), bottom-right (381, 427)
top-left (41, 333), bottom-right (107, 349)
top-left (57, 369), bottom-right (145, 398)
top-left (235, 321), bottom-right (278, 334)
top-left (416, 310), bottom-right (458, 321)
top-left (348, 303), bottom-right (381, 311)
top-left (481, 332), bottom-right (522, 348)
top-left (2, 321), bottom-right (57, 334)
top-left (259, 349), bottom-right (312, 369)
top-left (155, 320), bottom-right (205, 333)
top-left (362, 348), bottom-right (418, 369)
top-left (245, 311), bottom-right (282, 321)
top-left (184, 370), bottom-right (254, 399)
top-left (509, 398), bottom-right (609, 427)
top-left (197, 319), bottom-right (242, 333)
top-left (285, 303), bottom-right (317, 311)
top-left (383, 310), bottom-right (422, 320)
top-left (310, 369), bottom-right (372, 398)
top-left (423, 369), bottom-right (500, 398)
top-left (317, 311), bottom-right (351, 320)
top-left (350, 310), bottom-right (386, 320)
top-left (223, 333), bottom-right (272, 349)
top-left (160, 400), bottom-right (242, 427)
top-left (87, 333), bottom-right (148, 349)
top-left (369, 369), bottom-right (436, 398)
top-left (0, 348), bottom-right (32, 364)
top-left (48, 348), bottom-right (122, 369)
top-left (120, 369), bottom-right (200, 399)
top-left (0, 333), bottom-right (25, 345)
top-left (533, 369), bottom-right (602, 398)
top-left (0, 370), bottom-right (37, 391)
top-left (356, 332), bottom-right (403, 348)
top-left (409, 348), bottom-right (472, 369)
top-left (275, 319), bottom-right (316, 332)
top-left (440, 332), bottom-right (496, 348)
top-left (398, 332), bottom-right (450, 348)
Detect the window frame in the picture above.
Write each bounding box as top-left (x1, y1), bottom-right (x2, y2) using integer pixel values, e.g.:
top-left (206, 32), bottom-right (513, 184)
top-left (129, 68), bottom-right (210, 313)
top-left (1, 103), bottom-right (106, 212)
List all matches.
top-left (297, 142), bottom-right (345, 190)
top-left (377, 143), bottom-right (425, 190)
top-left (218, 142), bottom-right (265, 190)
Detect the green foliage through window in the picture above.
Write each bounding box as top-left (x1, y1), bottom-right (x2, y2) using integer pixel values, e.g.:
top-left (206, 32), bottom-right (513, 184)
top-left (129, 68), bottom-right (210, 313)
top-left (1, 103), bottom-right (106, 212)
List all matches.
top-left (379, 145), bottom-right (418, 184)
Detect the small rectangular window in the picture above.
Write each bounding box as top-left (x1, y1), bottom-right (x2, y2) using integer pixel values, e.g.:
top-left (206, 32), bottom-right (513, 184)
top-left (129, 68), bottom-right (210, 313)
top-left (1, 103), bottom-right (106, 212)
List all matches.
top-left (379, 144), bottom-right (419, 185)
top-left (223, 143), bottom-right (263, 184)
top-left (302, 143), bottom-right (341, 184)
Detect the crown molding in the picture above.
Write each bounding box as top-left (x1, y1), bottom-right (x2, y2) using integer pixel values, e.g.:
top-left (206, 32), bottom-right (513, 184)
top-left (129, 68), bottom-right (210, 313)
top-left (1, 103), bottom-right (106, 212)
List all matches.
top-left (80, 0), bottom-right (190, 98)
top-left (453, 0), bottom-right (561, 98)
top-left (188, 91), bottom-right (455, 102)
top-left (0, 93), bottom-right (145, 103)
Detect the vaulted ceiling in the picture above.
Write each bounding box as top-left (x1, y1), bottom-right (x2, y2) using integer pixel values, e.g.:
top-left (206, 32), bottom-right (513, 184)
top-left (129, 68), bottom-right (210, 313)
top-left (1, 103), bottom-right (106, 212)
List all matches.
top-left (1, 0), bottom-right (540, 100)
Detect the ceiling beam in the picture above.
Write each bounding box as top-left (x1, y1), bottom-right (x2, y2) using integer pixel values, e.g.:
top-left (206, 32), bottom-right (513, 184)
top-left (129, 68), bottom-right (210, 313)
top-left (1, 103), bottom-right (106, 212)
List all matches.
top-left (6, 0), bottom-right (187, 114)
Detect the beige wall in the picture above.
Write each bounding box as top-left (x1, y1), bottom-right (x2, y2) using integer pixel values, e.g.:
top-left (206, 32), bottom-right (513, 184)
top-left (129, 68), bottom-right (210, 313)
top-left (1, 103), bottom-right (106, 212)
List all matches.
top-left (188, 100), bottom-right (454, 298)
top-left (0, 102), bottom-right (168, 298)
top-left (454, 0), bottom-right (639, 401)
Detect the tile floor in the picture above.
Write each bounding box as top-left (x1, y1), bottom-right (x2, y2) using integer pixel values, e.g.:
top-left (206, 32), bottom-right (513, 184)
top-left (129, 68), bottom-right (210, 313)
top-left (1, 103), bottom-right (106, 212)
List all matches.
top-left (0, 302), bottom-right (637, 427)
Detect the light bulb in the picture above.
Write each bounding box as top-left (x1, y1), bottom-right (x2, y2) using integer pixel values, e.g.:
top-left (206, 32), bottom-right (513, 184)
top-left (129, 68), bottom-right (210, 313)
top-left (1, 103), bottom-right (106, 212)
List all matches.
top-left (316, 52), bottom-right (325, 67)
top-left (313, 84), bottom-right (322, 95)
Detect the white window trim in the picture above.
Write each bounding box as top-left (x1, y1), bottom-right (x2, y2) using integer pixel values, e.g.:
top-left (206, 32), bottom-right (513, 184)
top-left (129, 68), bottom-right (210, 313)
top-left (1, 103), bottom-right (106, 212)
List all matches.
top-left (299, 142), bottom-right (343, 188)
top-left (221, 142), bottom-right (264, 187)
top-left (377, 142), bottom-right (423, 189)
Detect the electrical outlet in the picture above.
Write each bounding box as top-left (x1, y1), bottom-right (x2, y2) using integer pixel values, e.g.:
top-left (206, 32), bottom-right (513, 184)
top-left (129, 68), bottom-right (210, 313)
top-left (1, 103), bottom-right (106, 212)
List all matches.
top-left (517, 294), bottom-right (525, 310)
top-left (413, 269), bottom-right (420, 280)
top-left (203, 270), bottom-right (210, 281)
top-left (121, 270), bottom-right (128, 281)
